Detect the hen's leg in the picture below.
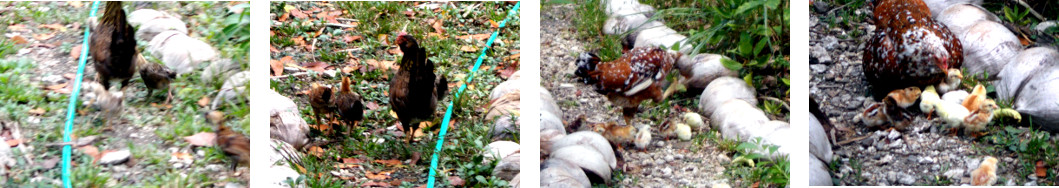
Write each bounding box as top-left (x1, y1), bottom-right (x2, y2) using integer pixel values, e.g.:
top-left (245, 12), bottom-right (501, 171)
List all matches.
top-left (622, 107), bottom-right (637, 125)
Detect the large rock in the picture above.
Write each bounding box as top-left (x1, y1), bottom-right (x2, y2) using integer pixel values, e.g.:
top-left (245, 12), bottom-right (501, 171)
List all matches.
top-left (135, 17), bottom-right (188, 42)
top-left (212, 71), bottom-right (249, 109)
top-left (147, 31), bottom-right (218, 76)
top-left (699, 77), bottom-right (758, 117)
top-left (492, 153), bottom-right (520, 181)
top-left (809, 153), bottom-right (833, 186)
top-left (269, 140), bottom-right (304, 188)
top-left (676, 53), bottom-right (737, 90)
top-left (267, 89), bottom-right (309, 149)
top-left (541, 158), bottom-right (591, 188)
top-left (958, 21), bottom-right (1022, 78)
top-left (996, 48), bottom-right (1059, 130)
top-left (549, 131), bottom-right (616, 169)
top-left (540, 111), bottom-right (565, 134)
top-left (540, 86), bottom-right (562, 118)
top-left (922, 0), bottom-right (982, 19)
top-left (809, 114), bottom-right (833, 162)
top-left (550, 145), bottom-right (611, 184)
top-left (936, 4), bottom-right (998, 35)
top-left (483, 141), bottom-right (520, 163)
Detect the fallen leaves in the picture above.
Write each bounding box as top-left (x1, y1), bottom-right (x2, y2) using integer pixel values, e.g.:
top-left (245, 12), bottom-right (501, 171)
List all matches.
top-left (301, 61), bottom-right (331, 72)
top-left (6, 139), bottom-right (22, 147)
top-left (33, 33), bottom-right (55, 41)
top-left (197, 96), bottom-right (210, 108)
top-left (183, 132), bottom-right (217, 147)
top-left (69, 45), bottom-right (82, 59)
top-left (365, 170), bottom-right (392, 180)
top-left (308, 146), bottom-right (325, 157)
top-left (39, 24), bottom-right (67, 32)
top-left (271, 56), bottom-right (292, 76)
top-left (365, 59), bottom-right (396, 71)
top-left (27, 108), bottom-right (45, 116)
top-left (373, 159), bottom-right (402, 166)
top-left (44, 82), bottom-right (70, 94)
top-left (1037, 160), bottom-right (1047, 177)
top-left (459, 45), bottom-right (478, 52)
top-left (9, 35), bottom-right (28, 44)
top-left (456, 33), bottom-right (491, 41)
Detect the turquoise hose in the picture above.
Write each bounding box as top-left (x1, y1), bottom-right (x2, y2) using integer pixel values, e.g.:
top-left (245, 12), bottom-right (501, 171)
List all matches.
top-left (426, 2), bottom-right (520, 187)
top-left (63, 1), bottom-right (100, 187)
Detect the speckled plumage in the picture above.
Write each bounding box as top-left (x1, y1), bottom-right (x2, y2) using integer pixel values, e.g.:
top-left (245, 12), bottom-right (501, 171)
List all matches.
top-left (863, 0), bottom-right (963, 98)
top-left (575, 47), bottom-right (678, 125)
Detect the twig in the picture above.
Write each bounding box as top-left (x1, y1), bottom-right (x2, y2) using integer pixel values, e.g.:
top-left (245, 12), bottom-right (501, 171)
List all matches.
top-left (759, 96), bottom-right (790, 111)
top-left (1013, 0), bottom-right (1046, 21)
top-left (835, 134), bottom-right (871, 146)
top-left (9, 122), bottom-right (33, 165)
top-left (270, 72), bottom-right (317, 79)
top-left (323, 23), bottom-right (357, 28)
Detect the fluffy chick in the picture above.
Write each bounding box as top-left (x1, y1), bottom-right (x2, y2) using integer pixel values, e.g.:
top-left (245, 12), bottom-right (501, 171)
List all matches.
top-left (682, 112), bottom-right (705, 129)
top-left (207, 111), bottom-right (250, 170)
top-left (888, 86), bottom-right (921, 109)
top-left (306, 83), bottom-right (333, 125)
top-left (597, 122), bottom-right (636, 148)
top-left (963, 99), bottom-right (998, 134)
top-left (82, 81), bottom-right (124, 126)
top-left (854, 103), bottom-right (888, 128)
top-left (634, 125), bottom-right (651, 150)
top-left (332, 76), bottom-right (364, 132)
top-left (137, 54), bottom-right (175, 104)
top-left (937, 69), bottom-right (963, 94)
top-left (962, 84), bottom-right (987, 112)
top-left (920, 85), bottom-right (941, 119)
top-left (935, 99), bottom-right (971, 128)
top-left (971, 156), bottom-right (998, 186)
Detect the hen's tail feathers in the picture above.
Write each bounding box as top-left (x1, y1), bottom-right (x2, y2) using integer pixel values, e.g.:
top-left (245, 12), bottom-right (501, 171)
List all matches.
top-left (574, 52), bottom-right (601, 84)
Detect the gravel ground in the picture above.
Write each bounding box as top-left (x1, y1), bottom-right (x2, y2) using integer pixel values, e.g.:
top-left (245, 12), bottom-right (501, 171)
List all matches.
top-left (809, 3), bottom-right (1057, 186)
top-left (541, 4), bottom-right (731, 187)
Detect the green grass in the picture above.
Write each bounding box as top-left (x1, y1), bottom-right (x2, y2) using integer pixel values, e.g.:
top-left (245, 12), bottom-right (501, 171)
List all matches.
top-left (0, 2), bottom-right (250, 186)
top-left (270, 1), bottom-right (519, 186)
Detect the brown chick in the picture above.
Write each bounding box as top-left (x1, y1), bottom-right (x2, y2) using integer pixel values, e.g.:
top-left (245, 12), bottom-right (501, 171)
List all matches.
top-left (307, 83), bottom-right (333, 125)
top-left (390, 33), bottom-right (448, 143)
top-left (575, 47), bottom-right (679, 125)
top-left (595, 121), bottom-right (635, 148)
top-left (332, 76), bottom-right (364, 133)
top-left (882, 95), bottom-right (914, 130)
top-left (971, 156), bottom-right (998, 186)
top-left (962, 84), bottom-right (987, 112)
top-left (963, 99), bottom-right (998, 135)
top-left (92, 1), bottom-right (137, 91)
top-left (207, 111), bottom-right (249, 170)
top-left (137, 54), bottom-right (175, 104)
top-left (887, 86), bottom-right (922, 109)
top-left (854, 103), bottom-right (889, 128)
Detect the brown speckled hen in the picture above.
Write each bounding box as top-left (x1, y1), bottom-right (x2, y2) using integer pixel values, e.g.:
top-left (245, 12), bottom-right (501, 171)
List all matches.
top-left (575, 47), bottom-right (678, 125)
top-left (333, 76), bottom-right (363, 132)
top-left (389, 33), bottom-right (448, 143)
top-left (207, 111), bottom-right (249, 170)
top-left (92, 1), bottom-right (137, 91)
top-left (863, 0), bottom-right (963, 98)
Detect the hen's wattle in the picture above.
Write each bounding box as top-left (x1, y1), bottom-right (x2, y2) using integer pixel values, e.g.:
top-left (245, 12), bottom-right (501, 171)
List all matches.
top-left (863, 0), bottom-right (963, 97)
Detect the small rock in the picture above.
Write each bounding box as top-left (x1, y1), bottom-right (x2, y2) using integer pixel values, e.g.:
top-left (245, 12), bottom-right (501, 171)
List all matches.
top-left (879, 155), bottom-right (893, 164)
top-left (206, 164), bottom-right (224, 172)
top-left (712, 183), bottom-right (731, 188)
top-left (1006, 179), bottom-right (1016, 186)
top-left (943, 169), bottom-right (964, 180)
top-left (98, 150), bottom-right (131, 165)
top-left (661, 167), bottom-right (673, 176)
top-left (813, 0), bottom-right (830, 13)
top-left (664, 155), bottom-right (674, 162)
top-left (887, 129), bottom-right (901, 140)
top-left (655, 141), bottom-right (664, 147)
top-left (898, 173), bottom-right (916, 185)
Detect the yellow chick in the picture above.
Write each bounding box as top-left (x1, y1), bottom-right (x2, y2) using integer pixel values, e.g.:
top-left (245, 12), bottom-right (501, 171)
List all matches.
top-left (937, 69), bottom-right (963, 94)
top-left (963, 99), bottom-right (998, 134)
top-left (919, 86), bottom-right (941, 119)
top-left (675, 123), bottom-right (692, 140)
top-left (962, 84), bottom-right (987, 112)
top-left (888, 86), bottom-right (922, 109)
top-left (935, 99), bottom-right (971, 128)
top-left (597, 122), bottom-right (635, 147)
top-left (971, 156), bottom-right (998, 186)
top-left (682, 112), bottom-right (705, 129)
top-left (634, 125), bottom-right (651, 150)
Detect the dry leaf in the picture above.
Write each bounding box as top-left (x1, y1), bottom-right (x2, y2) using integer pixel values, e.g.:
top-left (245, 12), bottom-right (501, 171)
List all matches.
top-left (67, 1), bottom-right (83, 8)
top-left (308, 146), bottom-right (324, 157)
top-left (290, 8), bottom-right (308, 19)
top-left (172, 152), bottom-right (193, 161)
top-left (7, 24), bottom-right (27, 31)
top-left (374, 159), bottom-right (402, 166)
top-left (344, 35), bottom-right (362, 43)
top-left (378, 34), bottom-right (389, 45)
top-left (278, 12), bottom-right (290, 22)
top-left (79, 145), bottom-right (100, 160)
top-left (1037, 161), bottom-right (1047, 177)
top-left (459, 45), bottom-right (478, 52)
top-left (28, 108), bottom-right (45, 115)
top-left (302, 61), bottom-right (330, 72)
top-left (33, 33), bottom-right (55, 41)
top-left (70, 45), bottom-right (82, 59)
top-left (366, 170), bottom-right (392, 180)
top-left (431, 19), bottom-right (445, 34)
top-left (489, 20), bottom-right (498, 28)
top-left (270, 45), bottom-right (280, 53)
top-left (10, 35), bottom-right (27, 44)
top-left (39, 24), bottom-right (67, 32)
top-left (365, 102), bottom-right (379, 110)
top-left (447, 176), bottom-right (465, 186)
top-left (270, 59), bottom-right (284, 76)
top-left (362, 181), bottom-right (391, 187)
top-left (197, 96), bottom-right (210, 107)
top-left (456, 33), bottom-right (491, 41)
top-left (183, 132), bottom-right (217, 147)
top-left (342, 157), bottom-right (364, 164)
top-left (333, 163), bottom-right (360, 169)
top-left (6, 139), bottom-right (21, 147)
top-left (365, 59), bottom-right (396, 71)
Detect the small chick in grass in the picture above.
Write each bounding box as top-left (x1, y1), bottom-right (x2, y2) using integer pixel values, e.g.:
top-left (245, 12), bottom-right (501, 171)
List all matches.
top-left (888, 86), bottom-right (921, 109)
top-left (207, 110), bottom-right (249, 171)
top-left (919, 86), bottom-right (941, 119)
top-left (634, 125), bottom-right (650, 150)
top-left (963, 99), bottom-right (998, 135)
top-left (962, 84), bottom-right (987, 112)
top-left (332, 76), bottom-right (364, 133)
top-left (937, 69), bottom-right (963, 94)
top-left (307, 83), bottom-right (333, 126)
top-left (137, 53), bottom-right (175, 104)
top-left (971, 156), bottom-right (998, 186)
top-left (82, 81), bottom-right (124, 127)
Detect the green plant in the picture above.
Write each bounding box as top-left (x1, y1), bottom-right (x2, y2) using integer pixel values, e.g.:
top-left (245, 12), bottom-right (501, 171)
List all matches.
top-left (1003, 5), bottom-right (1034, 26)
top-left (725, 137), bottom-right (789, 187)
